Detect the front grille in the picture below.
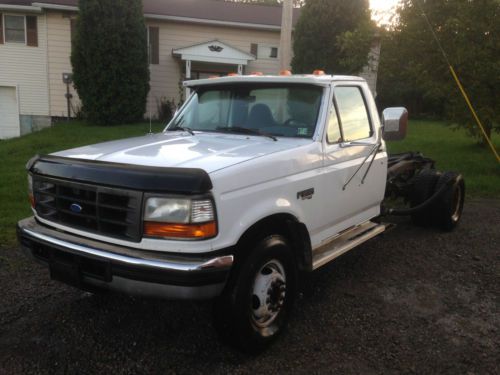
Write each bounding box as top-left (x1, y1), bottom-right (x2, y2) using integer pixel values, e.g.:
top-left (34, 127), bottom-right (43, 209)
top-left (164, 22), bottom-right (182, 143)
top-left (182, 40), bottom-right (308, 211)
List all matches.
top-left (33, 176), bottom-right (143, 242)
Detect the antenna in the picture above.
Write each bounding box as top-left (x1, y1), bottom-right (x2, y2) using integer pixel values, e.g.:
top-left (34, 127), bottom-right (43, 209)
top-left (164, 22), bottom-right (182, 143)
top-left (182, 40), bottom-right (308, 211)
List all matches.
top-left (149, 102), bottom-right (152, 134)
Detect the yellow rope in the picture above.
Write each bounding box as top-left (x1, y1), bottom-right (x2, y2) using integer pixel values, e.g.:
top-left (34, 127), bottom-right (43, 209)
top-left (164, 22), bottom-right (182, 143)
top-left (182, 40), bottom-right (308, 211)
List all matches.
top-left (449, 66), bottom-right (500, 163)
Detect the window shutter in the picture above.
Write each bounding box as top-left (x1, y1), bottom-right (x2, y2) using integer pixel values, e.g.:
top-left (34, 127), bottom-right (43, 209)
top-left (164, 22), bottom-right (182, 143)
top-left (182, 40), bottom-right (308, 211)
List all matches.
top-left (250, 43), bottom-right (258, 57)
top-left (0, 14), bottom-right (4, 44)
top-left (26, 16), bottom-right (38, 47)
top-left (148, 26), bottom-right (159, 65)
top-left (70, 18), bottom-right (76, 45)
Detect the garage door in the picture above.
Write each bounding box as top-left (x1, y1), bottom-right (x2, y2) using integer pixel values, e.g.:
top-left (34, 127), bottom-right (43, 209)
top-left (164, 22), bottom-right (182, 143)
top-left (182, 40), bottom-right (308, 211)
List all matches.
top-left (0, 86), bottom-right (20, 139)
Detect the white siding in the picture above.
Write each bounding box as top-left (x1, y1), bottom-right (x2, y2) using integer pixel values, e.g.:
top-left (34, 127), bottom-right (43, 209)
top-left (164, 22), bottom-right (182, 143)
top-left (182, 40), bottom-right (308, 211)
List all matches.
top-left (146, 21), bottom-right (283, 117)
top-left (46, 11), bottom-right (80, 117)
top-left (0, 13), bottom-right (49, 116)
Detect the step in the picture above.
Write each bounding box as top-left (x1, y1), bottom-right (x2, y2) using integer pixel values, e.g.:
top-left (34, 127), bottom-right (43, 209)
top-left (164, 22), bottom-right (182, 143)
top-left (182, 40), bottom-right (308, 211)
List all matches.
top-left (312, 221), bottom-right (388, 270)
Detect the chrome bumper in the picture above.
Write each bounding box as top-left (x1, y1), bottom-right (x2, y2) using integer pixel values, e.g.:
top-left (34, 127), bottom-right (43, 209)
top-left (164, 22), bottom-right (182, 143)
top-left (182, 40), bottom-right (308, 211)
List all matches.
top-left (17, 217), bottom-right (233, 300)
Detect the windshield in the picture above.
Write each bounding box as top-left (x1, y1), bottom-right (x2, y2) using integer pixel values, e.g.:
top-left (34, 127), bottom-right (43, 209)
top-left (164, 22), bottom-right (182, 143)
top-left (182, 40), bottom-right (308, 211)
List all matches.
top-left (166, 84), bottom-right (324, 139)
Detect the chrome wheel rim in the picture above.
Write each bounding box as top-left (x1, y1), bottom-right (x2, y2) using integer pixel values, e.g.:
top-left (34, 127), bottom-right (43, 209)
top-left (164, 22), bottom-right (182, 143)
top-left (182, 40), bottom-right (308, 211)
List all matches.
top-left (451, 183), bottom-right (462, 222)
top-left (251, 259), bottom-right (286, 335)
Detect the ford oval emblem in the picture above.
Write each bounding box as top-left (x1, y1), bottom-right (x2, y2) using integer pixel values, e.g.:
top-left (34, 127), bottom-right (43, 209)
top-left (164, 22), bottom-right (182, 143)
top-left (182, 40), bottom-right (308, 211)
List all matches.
top-left (70, 203), bottom-right (83, 213)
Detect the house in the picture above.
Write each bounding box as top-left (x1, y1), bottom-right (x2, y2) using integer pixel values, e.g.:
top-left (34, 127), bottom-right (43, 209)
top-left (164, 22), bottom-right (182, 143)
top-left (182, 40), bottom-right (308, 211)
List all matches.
top-left (0, 0), bottom-right (379, 139)
top-left (0, 0), bottom-right (301, 139)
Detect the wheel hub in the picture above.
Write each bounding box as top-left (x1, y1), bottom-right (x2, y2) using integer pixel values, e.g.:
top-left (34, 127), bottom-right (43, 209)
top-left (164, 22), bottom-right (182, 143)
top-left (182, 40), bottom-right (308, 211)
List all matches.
top-left (251, 260), bottom-right (286, 328)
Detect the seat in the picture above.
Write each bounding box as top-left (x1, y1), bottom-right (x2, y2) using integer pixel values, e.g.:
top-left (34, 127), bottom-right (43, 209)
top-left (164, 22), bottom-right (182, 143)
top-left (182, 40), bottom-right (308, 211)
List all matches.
top-left (246, 104), bottom-right (275, 129)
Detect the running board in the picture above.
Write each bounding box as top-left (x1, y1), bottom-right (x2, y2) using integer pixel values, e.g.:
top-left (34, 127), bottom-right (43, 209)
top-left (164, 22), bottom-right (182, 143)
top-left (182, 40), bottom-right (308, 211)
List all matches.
top-left (312, 221), bottom-right (388, 270)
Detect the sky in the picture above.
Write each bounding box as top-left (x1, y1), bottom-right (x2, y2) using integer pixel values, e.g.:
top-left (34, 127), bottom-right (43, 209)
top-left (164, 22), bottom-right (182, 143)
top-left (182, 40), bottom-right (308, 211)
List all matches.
top-left (370, 0), bottom-right (400, 25)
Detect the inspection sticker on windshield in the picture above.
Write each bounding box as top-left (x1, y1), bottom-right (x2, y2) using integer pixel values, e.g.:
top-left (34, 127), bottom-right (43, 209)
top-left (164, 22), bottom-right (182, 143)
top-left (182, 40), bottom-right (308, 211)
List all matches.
top-left (297, 128), bottom-right (308, 136)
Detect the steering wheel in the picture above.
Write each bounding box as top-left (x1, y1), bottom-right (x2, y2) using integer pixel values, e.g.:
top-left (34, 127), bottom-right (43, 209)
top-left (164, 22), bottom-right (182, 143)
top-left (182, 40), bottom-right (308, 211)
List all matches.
top-left (283, 118), bottom-right (308, 128)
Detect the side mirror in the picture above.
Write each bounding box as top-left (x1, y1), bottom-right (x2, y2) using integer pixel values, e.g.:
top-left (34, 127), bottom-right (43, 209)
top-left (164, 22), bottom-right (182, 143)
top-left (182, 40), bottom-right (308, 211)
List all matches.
top-left (382, 107), bottom-right (408, 141)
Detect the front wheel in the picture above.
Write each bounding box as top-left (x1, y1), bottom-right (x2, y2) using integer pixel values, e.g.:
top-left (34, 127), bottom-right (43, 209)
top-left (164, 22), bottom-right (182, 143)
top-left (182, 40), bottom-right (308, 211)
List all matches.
top-left (213, 235), bottom-right (297, 352)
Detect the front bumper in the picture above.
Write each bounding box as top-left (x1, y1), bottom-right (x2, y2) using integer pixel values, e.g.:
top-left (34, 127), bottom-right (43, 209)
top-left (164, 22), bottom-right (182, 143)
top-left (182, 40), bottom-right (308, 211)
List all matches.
top-left (17, 217), bottom-right (233, 300)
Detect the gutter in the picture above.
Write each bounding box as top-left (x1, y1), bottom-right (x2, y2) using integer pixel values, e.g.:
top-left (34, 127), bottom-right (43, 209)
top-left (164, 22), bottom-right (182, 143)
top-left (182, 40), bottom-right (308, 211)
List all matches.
top-left (0, 4), bottom-right (42, 13)
top-left (31, 2), bottom-right (77, 11)
top-left (144, 14), bottom-right (282, 31)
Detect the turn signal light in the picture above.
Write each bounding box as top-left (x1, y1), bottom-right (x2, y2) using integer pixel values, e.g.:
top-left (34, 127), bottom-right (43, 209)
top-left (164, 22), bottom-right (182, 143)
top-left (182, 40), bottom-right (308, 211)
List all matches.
top-left (144, 221), bottom-right (217, 239)
top-left (29, 194), bottom-right (35, 208)
top-left (313, 70), bottom-right (325, 75)
top-left (280, 70), bottom-right (292, 76)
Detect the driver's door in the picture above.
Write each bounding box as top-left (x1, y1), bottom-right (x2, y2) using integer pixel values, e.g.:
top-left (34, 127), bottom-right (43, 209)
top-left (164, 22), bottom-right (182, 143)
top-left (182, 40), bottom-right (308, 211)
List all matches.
top-left (312, 84), bottom-right (387, 249)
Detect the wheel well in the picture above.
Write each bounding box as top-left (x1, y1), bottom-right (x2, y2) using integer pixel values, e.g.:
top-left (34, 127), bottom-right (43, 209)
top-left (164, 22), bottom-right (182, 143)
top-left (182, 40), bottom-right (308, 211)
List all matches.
top-left (235, 214), bottom-right (312, 272)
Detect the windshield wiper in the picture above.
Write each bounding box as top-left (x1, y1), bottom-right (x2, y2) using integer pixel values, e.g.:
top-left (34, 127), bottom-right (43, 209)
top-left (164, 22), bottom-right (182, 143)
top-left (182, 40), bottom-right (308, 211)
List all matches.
top-left (216, 126), bottom-right (277, 141)
top-left (168, 126), bottom-right (195, 135)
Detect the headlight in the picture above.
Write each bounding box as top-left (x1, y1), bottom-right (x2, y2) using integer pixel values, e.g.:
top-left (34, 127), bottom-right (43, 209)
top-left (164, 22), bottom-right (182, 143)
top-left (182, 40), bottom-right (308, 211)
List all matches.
top-left (143, 197), bottom-right (217, 240)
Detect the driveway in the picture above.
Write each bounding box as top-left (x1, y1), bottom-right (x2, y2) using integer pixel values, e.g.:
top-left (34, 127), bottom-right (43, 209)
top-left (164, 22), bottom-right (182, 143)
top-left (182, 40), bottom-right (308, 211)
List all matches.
top-left (0, 200), bottom-right (498, 374)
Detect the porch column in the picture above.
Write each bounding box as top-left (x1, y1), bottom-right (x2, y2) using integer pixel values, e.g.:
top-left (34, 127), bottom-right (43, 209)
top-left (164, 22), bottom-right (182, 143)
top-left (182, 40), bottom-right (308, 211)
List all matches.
top-left (185, 60), bottom-right (192, 99)
top-left (238, 64), bottom-right (243, 75)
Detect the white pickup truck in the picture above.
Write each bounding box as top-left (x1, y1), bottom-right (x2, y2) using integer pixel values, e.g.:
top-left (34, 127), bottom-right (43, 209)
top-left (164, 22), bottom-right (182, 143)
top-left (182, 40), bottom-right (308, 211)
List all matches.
top-left (18, 74), bottom-right (465, 351)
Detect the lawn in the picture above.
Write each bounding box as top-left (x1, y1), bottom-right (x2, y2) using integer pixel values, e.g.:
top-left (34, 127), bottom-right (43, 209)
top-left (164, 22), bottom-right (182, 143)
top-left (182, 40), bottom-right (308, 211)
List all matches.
top-left (387, 120), bottom-right (500, 198)
top-left (0, 120), bottom-right (498, 248)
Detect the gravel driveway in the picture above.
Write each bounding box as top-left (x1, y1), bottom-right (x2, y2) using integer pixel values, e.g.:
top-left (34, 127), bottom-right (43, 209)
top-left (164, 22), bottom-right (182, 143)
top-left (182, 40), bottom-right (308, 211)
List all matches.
top-left (0, 200), bottom-right (498, 375)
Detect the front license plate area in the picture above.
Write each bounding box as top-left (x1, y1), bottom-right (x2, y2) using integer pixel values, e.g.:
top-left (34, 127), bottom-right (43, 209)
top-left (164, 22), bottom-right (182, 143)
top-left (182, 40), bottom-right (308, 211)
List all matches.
top-left (49, 254), bottom-right (81, 288)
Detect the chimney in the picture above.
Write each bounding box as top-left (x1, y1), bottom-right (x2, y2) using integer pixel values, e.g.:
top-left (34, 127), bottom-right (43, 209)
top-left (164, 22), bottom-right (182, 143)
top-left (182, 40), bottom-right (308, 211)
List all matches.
top-left (279, 0), bottom-right (293, 71)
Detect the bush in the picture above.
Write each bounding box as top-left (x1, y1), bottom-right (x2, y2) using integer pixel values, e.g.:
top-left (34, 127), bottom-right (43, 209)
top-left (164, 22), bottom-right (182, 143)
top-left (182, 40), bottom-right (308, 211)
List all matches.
top-left (71, 0), bottom-right (150, 125)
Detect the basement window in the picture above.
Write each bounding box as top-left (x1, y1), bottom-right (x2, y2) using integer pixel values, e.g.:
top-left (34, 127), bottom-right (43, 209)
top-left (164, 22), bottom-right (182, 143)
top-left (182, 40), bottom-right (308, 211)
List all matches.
top-left (4, 15), bottom-right (25, 43)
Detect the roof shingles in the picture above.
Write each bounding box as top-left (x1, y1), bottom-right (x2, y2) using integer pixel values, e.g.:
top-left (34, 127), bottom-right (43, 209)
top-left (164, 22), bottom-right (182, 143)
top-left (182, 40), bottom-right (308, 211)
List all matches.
top-left (1, 0), bottom-right (300, 27)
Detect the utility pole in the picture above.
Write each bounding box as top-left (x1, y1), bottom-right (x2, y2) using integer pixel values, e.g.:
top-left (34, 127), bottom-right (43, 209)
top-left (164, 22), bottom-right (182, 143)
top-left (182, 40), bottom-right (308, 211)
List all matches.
top-left (279, 0), bottom-right (293, 71)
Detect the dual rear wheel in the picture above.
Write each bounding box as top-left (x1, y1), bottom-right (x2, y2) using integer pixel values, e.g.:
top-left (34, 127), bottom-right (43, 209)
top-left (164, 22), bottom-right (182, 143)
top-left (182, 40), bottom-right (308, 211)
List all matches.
top-left (410, 169), bottom-right (465, 231)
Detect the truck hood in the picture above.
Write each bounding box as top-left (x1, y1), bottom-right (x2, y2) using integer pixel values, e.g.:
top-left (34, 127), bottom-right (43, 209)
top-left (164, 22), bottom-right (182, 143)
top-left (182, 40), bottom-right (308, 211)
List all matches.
top-left (52, 132), bottom-right (310, 173)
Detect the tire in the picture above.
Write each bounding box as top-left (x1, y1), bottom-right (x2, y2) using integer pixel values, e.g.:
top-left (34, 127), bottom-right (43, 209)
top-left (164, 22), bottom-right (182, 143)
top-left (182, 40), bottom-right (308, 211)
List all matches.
top-left (213, 235), bottom-right (297, 353)
top-left (432, 171), bottom-right (465, 231)
top-left (410, 168), bottom-right (440, 226)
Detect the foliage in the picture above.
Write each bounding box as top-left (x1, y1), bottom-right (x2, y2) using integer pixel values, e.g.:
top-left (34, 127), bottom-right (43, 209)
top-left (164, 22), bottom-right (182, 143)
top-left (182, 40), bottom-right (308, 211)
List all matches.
top-left (377, 0), bottom-right (500, 142)
top-left (291, 0), bottom-right (375, 74)
top-left (156, 97), bottom-right (177, 123)
top-left (71, 0), bottom-right (150, 125)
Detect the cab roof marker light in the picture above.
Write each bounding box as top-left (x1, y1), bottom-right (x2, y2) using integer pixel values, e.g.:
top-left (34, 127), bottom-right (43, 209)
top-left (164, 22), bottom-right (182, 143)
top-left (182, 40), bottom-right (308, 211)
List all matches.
top-left (280, 70), bottom-right (292, 76)
top-left (313, 70), bottom-right (326, 76)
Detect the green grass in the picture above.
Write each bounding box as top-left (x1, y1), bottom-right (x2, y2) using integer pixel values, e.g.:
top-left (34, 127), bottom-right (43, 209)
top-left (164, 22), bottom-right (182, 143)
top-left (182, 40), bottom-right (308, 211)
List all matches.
top-left (0, 119), bottom-right (498, 248)
top-left (0, 121), bottom-right (164, 248)
top-left (387, 120), bottom-right (500, 198)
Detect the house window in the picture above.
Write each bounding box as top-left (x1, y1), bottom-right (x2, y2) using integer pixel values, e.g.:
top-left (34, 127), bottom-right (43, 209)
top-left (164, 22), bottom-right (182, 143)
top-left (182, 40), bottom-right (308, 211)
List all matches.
top-left (255, 44), bottom-right (279, 60)
top-left (4, 15), bottom-right (25, 43)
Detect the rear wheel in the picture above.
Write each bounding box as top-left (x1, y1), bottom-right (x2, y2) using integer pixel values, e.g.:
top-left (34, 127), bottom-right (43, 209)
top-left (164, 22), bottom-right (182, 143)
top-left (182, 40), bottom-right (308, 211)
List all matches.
top-left (410, 168), bottom-right (440, 226)
top-left (432, 172), bottom-right (465, 231)
top-left (213, 235), bottom-right (297, 353)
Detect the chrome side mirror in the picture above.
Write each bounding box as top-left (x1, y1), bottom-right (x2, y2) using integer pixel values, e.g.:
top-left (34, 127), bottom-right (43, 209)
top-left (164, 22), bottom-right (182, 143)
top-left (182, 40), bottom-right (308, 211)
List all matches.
top-left (382, 107), bottom-right (408, 141)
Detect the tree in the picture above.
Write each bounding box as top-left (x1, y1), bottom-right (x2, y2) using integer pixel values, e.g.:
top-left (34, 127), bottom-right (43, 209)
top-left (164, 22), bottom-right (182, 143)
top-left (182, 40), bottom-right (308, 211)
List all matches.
top-left (71, 0), bottom-right (150, 125)
top-left (291, 0), bottom-right (375, 74)
top-left (377, 0), bottom-right (500, 142)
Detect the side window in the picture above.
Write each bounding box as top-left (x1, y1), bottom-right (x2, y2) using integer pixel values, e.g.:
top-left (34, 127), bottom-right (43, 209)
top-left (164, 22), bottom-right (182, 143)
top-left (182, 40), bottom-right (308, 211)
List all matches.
top-left (334, 86), bottom-right (372, 141)
top-left (327, 105), bottom-right (342, 144)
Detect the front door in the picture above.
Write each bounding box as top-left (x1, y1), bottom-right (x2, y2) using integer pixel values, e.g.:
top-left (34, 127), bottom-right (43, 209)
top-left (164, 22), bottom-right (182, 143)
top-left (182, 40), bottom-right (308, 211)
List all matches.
top-left (311, 84), bottom-right (387, 249)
